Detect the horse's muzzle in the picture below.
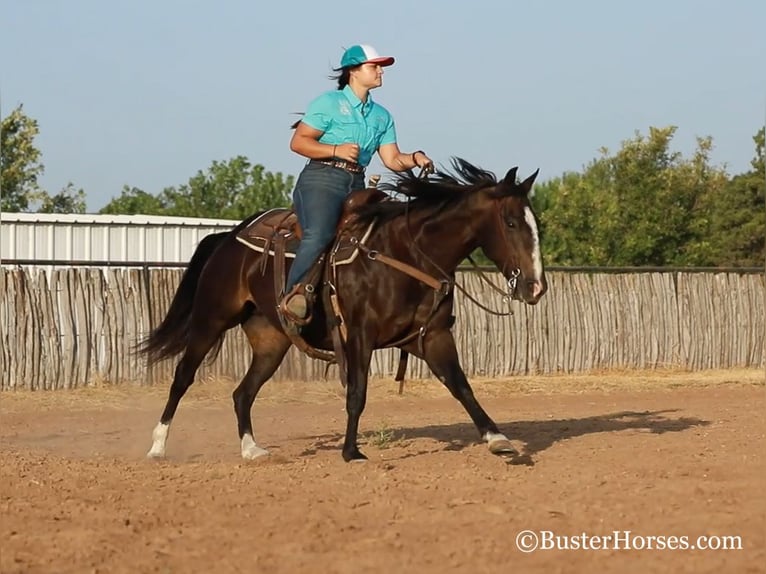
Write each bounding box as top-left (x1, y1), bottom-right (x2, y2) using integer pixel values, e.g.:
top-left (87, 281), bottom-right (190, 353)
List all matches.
top-left (513, 276), bottom-right (547, 305)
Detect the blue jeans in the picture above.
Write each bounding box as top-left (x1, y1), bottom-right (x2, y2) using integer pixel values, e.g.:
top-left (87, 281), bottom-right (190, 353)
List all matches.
top-left (285, 161), bottom-right (365, 292)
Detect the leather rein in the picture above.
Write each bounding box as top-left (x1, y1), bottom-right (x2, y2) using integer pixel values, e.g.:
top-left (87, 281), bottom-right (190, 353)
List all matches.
top-left (340, 168), bottom-right (521, 351)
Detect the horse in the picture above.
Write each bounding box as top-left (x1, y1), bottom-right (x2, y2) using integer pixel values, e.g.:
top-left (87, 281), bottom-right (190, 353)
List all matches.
top-left (141, 158), bottom-right (547, 462)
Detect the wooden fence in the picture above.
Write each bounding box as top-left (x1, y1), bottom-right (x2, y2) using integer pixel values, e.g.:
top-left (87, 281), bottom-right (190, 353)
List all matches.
top-left (0, 267), bottom-right (763, 390)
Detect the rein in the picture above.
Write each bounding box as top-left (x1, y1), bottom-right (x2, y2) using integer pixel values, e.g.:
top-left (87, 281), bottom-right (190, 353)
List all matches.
top-left (350, 236), bottom-right (451, 353)
top-left (400, 168), bottom-right (519, 317)
top-left (344, 168), bottom-right (520, 347)
top-left (456, 256), bottom-right (518, 317)
top-left (324, 167), bottom-right (523, 392)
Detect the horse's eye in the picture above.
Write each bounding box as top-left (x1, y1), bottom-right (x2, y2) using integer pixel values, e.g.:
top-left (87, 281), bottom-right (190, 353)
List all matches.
top-left (506, 218), bottom-right (515, 229)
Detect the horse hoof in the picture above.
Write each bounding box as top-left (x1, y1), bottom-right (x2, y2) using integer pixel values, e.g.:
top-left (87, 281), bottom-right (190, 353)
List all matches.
top-left (241, 446), bottom-right (270, 460)
top-left (488, 438), bottom-right (518, 456)
top-left (240, 434), bottom-right (269, 460)
top-left (343, 450), bottom-right (368, 463)
top-left (146, 449), bottom-right (166, 459)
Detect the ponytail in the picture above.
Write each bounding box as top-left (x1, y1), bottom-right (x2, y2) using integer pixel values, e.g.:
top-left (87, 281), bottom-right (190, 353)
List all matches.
top-left (330, 66), bottom-right (352, 90)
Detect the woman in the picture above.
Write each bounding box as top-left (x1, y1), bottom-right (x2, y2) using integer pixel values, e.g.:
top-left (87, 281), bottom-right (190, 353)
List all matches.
top-left (280, 44), bottom-right (434, 325)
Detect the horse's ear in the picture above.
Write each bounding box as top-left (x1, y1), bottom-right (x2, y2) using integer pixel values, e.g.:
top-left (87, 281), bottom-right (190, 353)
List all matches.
top-left (503, 167), bottom-right (519, 186)
top-left (519, 169), bottom-right (540, 194)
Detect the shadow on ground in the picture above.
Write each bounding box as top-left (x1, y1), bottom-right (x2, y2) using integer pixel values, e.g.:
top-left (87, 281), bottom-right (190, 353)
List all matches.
top-left (299, 409), bottom-right (710, 465)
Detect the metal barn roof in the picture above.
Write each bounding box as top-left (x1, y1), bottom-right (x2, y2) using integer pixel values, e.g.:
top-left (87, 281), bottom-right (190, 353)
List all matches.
top-left (1, 212), bottom-right (240, 266)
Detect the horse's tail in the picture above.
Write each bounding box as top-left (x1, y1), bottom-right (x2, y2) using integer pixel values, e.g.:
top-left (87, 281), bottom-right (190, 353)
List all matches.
top-left (138, 231), bottom-right (230, 366)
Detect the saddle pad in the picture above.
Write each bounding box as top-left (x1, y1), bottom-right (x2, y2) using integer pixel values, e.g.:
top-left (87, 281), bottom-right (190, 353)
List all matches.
top-left (235, 208), bottom-right (299, 258)
top-left (235, 207), bottom-right (376, 266)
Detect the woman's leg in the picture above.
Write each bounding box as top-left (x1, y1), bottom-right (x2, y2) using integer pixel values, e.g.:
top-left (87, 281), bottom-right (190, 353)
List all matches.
top-left (283, 163), bottom-right (352, 319)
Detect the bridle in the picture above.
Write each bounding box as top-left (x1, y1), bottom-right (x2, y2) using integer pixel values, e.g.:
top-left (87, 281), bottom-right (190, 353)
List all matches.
top-left (400, 168), bottom-right (521, 317)
top-left (326, 167), bottom-right (524, 388)
top-left (458, 255), bottom-right (519, 316)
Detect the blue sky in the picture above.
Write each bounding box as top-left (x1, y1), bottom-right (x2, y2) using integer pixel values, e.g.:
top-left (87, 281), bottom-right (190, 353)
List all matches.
top-left (2, 0), bottom-right (764, 211)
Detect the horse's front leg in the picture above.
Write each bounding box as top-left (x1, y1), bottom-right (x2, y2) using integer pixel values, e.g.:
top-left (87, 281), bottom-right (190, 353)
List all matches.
top-left (341, 330), bottom-right (374, 462)
top-left (420, 329), bottom-right (517, 456)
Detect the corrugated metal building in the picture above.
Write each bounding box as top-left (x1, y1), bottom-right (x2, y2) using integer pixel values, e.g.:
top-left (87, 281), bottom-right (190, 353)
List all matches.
top-left (0, 212), bottom-right (239, 266)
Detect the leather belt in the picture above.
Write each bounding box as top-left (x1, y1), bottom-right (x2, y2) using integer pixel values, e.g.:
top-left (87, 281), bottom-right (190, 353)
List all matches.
top-left (313, 159), bottom-right (366, 174)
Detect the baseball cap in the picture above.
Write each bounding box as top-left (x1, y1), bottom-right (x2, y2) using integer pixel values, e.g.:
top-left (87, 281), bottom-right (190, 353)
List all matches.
top-left (340, 44), bottom-right (395, 68)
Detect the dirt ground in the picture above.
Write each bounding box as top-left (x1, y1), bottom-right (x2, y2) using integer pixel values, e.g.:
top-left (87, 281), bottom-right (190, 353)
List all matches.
top-left (1, 369), bottom-right (764, 574)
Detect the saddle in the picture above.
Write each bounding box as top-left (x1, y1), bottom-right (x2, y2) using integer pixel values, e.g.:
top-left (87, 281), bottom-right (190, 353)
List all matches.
top-left (236, 187), bottom-right (385, 260)
top-left (235, 184), bottom-right (446, 393)
top-left (234, 187), bottom-right (386, 362)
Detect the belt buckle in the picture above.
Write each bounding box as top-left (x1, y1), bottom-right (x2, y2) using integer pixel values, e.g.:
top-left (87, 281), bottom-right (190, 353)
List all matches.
top-left (326, 158), bottom-right (361, 173)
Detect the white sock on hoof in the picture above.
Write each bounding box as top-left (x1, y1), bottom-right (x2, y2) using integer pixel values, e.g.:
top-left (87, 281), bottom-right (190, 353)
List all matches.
top-left (147, 422), bottom-right (170, 458)
top-left (241, 433), bottom-right (269, 460)
top-left (483, 431), bottom-right (510, 444)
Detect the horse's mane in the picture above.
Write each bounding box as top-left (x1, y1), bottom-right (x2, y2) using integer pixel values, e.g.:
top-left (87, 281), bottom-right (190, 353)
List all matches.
top-left (354, 158), bottom-right (499, 225)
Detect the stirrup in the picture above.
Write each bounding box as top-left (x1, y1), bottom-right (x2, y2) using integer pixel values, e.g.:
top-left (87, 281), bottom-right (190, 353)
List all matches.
top-left (279, 286), bottom-right (312, 327)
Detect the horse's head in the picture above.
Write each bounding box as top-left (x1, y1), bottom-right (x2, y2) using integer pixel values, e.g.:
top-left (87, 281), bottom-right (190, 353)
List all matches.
top-left (351, 158), bottom-right (548, 305)
top-left (474, 167), bottom-right (547, 305)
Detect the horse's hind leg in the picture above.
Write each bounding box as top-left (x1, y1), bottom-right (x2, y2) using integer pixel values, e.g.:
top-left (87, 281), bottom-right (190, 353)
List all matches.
top-left (147, 322), bottom-right (225, 458)
top-left (233, 314), bottom-right (291, 460)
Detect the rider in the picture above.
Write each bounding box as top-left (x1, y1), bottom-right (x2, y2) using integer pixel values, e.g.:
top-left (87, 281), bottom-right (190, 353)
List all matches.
top-left (280, 44), bottom-right (434, 324)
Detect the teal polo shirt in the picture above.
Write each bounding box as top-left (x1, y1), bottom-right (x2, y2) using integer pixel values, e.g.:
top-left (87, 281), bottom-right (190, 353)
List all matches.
top-left (300, 85), bottom-right (397, 167)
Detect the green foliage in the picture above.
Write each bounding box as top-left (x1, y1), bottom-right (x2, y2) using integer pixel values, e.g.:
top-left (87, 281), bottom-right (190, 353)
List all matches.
top-left (99, 186), bottom-right (168, 215)
top-left (1, 105), bottom-right (44, 211)
top-left (1, 106), bottom-right (87, 214)
top-left (364, 421), bottom-right (401, 449)
top-left (696, 128), bottom-right (765, 266)
top-left (36, 183), bottom-right (87, 214)
top-left (537, 126), bottom-right (737, 267)
top-left (100, 156), bottom-right (294, 219)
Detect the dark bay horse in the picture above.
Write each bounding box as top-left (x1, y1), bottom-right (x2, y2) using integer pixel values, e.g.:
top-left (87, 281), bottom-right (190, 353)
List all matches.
top-left (142, 159), bottom-right (547, 462)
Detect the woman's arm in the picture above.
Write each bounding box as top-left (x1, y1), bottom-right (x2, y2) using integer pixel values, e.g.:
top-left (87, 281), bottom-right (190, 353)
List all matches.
top-left (378, 143), bottom-right (433, 172)
top-left (290, 123), bottom-right (359, 162)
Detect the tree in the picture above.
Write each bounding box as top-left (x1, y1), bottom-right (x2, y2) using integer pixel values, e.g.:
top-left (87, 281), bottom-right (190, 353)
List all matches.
top-left (37, 183), bottom-right (87, 214)
top-left (162, 156), bottom-right (294, 219)
top-left (1, 105), bottom-right (44, 212)
top-left (1, 105), bottom-right (89, 214)
top-left (100, 186), bottom-right (167, 215)
top-left (538, 126), bottom-right (730, 266)
top-left (696, 128), bottom-right (765, 266)
top-left (100, 156), bottom-right (294, 219)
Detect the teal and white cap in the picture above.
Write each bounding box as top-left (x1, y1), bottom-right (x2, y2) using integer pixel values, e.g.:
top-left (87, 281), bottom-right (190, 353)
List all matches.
top-left (340, 44), bottom-right (395, 68)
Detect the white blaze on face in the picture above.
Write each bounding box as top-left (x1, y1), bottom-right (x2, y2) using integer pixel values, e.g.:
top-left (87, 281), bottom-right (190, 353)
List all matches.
top-left (523, 206), bottom-right (543, 280)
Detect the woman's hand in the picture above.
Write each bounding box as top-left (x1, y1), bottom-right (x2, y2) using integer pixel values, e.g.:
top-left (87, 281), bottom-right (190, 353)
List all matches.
top-left (334, 143), bottom-right (360, 163)
top-left (413, 150), bottom-right (434, 172)
top-left (289, 123), bottom-right (360, 163)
